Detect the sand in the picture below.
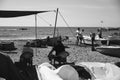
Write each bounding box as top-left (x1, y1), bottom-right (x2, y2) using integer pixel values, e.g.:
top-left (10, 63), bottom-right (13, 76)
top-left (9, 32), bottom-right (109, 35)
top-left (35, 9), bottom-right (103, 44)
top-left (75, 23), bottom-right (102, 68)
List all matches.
top-left (5, 40), bottom-right (120, 66)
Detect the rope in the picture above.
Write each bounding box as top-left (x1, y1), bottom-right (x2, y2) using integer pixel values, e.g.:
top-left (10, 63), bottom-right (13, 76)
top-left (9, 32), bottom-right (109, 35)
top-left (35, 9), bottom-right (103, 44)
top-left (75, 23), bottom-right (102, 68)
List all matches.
top-left (36, 10), bottom-right (77, 38)
top-left (58, 11), bottom-right (76, 38)
top-left (37, 15), bottom-right (52, 26)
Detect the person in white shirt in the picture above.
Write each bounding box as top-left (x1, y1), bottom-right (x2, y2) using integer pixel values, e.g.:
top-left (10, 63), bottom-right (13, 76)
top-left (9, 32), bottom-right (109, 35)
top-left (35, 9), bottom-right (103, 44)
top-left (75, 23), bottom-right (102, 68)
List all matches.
top-left (76, 28), bottom-right (82, 45)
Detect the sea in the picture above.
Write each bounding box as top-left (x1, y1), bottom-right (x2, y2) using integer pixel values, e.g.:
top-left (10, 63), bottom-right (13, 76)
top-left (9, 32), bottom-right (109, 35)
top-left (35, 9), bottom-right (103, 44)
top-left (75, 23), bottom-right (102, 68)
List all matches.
top-left (0, 26), bottom-right (120, 41)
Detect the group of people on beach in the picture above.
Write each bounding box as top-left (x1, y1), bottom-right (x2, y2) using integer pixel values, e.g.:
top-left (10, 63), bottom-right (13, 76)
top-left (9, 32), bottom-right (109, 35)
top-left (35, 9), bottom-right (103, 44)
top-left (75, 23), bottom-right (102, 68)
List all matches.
top-left (75, 28), bottom-right (85, 45)
top-left (75, 27), bottom-right (103, 46)
top-left (75, 27), bottom-right (103, 51)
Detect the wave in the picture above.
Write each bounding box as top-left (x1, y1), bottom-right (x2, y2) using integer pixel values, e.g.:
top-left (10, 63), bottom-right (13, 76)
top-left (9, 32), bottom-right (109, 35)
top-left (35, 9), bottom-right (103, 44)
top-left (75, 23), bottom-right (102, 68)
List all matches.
top-left (0, 34), bottom-right (19, 37)
top-left (0, 29), bottom-right (17, 31)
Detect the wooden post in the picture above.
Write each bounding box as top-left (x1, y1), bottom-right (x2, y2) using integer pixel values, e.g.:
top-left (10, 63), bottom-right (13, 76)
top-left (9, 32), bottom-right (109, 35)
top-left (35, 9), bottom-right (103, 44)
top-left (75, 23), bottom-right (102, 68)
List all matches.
top-left (91, 33), bottom-right (96, 51)
top-left (53, 8), bottom-right (59, 38)
top-left (35, 14), bottom-right (37, 40)
top-left (35, 14), bottom-right (38, 55)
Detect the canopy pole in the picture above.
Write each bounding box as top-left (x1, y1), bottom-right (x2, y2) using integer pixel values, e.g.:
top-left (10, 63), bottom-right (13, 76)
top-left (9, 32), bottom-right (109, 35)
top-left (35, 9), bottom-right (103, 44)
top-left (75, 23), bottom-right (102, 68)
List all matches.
top-left (35, 14), bottom-right (38, 40)
top-left (35, 14), bottom-right (38, 55)
top-left (53, 8), bottom-right (59, 38)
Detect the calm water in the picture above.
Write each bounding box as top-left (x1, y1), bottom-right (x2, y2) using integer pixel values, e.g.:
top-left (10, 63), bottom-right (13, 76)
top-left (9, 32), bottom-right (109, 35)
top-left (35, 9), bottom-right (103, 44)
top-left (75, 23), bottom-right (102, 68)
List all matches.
top-left (0, 26), bottom-right (119, 40)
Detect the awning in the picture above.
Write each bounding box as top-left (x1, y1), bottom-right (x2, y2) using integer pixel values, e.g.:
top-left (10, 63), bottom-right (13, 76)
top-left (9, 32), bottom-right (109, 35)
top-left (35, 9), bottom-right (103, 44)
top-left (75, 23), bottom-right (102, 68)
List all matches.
top-left (0, 10), bottom-right (50, 18)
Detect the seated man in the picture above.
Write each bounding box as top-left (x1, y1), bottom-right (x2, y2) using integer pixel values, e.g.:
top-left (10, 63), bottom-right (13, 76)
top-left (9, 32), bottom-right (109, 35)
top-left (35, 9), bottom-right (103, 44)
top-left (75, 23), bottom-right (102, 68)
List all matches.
top-left (48, 40), bottom-right (69, 66)
top-left (15, 47), bottom-right (38, 80)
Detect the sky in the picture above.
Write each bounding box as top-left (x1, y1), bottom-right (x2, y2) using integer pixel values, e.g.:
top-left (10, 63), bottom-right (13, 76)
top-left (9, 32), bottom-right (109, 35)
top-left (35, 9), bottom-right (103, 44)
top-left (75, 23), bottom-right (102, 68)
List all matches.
top-left (0, 0), bottom-right (120, 27)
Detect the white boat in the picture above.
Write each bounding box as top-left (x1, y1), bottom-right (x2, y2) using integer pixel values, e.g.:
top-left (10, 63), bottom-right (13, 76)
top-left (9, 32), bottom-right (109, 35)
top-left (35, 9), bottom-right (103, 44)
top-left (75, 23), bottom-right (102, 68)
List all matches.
top-left (83, 32), bottom-right (120, 45)
top-left (95, 45), bottom-right (120, 58)
top-left (76, 62), bottom-right (120, 80)
top-left (38, 62), bottom-right (120, 80)
top-left (83, 35), bottom-right (107, 45)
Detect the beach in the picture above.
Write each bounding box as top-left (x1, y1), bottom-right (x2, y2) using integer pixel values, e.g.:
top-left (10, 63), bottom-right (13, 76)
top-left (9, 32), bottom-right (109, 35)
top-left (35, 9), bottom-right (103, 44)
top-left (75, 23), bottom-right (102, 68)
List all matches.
top-left (6, 40), bottom-right (120, 66)
top-left (0, 27), bottom-right (120, 65)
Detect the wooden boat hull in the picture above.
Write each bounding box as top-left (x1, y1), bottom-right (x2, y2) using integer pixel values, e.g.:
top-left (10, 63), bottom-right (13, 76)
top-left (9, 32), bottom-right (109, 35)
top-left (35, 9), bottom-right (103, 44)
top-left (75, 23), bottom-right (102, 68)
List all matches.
top-left (24, 36), bottom-right (69, 47)
top-left (109, 40), bottom-right (120, 45)
top-left (107, 33), bottom-right (120, 45)
top-left (96, 46), bottom-right (120, 58)
top-left (0, 42), bottom-right (17, 51)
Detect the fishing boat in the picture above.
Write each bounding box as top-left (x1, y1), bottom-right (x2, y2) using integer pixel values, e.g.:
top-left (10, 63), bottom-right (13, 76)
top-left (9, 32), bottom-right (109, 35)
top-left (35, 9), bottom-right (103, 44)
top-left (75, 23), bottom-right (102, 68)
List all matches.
top-left (95, 45), bottom-right (120, 58)
top-left (83, 35), bottom-right (107, 45)
top-left (24, 35), bottom-right (69, 47)
top-left (84, 32), bottom-right (120, 46)
top-left (19, 27), bottom-right (28, 31)
top-left (0, 41), bottom-right (17, 51)
top-left (106, 32), bottom-right (120, 45)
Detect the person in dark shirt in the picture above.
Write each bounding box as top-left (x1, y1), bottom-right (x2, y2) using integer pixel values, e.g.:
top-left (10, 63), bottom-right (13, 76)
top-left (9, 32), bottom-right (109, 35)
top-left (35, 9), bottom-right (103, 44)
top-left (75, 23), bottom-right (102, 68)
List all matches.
top-left (48, 40), bottom-right (69, 65)
top-left (15, 47), bottom-right (38, 80)
top-left (90, 33), bottom-right (96, 51)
